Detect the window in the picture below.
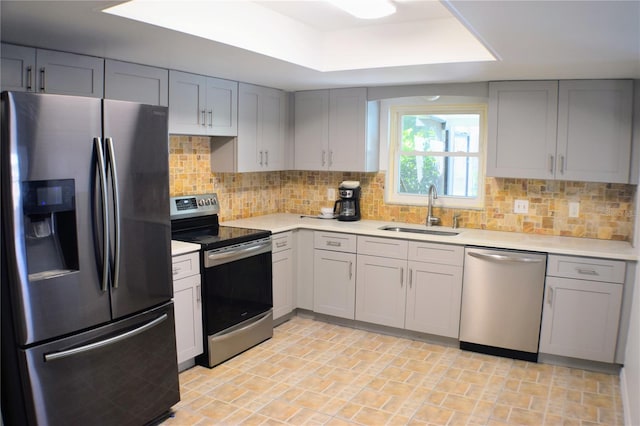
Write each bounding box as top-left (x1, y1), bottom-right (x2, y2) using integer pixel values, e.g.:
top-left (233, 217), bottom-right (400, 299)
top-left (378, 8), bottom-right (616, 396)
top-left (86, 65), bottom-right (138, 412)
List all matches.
top-left (387, 104), bottom-right (486, 208)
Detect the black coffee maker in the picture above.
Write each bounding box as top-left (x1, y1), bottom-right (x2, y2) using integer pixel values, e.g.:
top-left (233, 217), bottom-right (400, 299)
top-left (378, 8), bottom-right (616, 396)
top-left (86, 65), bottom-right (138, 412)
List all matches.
top-left (333, 181), bottom-right (361, 221)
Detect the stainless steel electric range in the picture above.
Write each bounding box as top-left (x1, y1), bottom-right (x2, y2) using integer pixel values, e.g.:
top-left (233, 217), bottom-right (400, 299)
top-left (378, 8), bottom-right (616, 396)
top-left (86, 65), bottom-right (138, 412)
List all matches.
top-left (170, 194), bottom-right (273, 368)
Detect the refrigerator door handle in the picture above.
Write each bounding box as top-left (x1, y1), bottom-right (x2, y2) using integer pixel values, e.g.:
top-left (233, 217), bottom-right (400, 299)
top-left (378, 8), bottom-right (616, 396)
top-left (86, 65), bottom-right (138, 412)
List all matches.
top-left (94, 137), bottom-right (109, 292)
top-left (44, 313), bottom-right (168, 362)
top-left (105, 137), bottom-right (121, 289)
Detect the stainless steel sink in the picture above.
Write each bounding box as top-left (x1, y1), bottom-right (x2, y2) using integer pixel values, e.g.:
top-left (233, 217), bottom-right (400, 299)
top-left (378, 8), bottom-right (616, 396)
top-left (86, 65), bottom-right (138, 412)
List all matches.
top-left (378, 225), bottom-right (460, 236)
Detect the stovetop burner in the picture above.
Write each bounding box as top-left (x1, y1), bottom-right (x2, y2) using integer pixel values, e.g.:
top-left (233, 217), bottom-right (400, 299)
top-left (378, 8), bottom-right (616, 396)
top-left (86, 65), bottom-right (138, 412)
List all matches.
top-left (170, 194), bottom-right (270, 250)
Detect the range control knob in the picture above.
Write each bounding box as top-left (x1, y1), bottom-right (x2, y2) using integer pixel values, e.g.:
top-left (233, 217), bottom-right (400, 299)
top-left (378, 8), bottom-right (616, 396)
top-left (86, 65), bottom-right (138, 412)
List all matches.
top-left (205, 198), bottom-right (211, 206)
top-left (198, 199), bottom-right (205, 206)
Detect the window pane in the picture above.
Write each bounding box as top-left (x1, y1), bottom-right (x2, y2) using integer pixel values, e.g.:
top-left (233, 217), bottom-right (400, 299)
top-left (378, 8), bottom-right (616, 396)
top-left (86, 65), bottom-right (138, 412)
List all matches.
top-left (399, 155), bottom-right (478, 197)
top-left (400, 114), bottom-right (480, 153)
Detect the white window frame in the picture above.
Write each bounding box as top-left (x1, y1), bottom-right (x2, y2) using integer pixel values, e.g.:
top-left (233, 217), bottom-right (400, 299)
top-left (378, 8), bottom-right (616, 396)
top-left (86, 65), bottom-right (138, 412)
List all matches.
top-left (386, 103), bottom-right (487, 209)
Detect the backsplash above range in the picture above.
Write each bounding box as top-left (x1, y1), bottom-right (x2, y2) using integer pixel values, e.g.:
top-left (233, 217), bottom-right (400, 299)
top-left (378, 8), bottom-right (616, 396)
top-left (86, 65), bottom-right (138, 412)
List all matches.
top-left (170, 136), bottom-right (635, 241)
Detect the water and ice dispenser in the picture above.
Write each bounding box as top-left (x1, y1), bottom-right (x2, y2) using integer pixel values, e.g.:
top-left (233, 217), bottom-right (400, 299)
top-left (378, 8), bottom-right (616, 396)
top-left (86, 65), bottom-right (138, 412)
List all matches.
top-left (23, 179), bottom-right (78, 280)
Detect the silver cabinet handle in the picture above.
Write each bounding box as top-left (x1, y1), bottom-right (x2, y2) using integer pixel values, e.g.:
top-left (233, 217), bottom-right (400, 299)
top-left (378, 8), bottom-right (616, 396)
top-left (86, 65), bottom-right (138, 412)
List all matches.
top-left (208, 110), bottom-right (213, 127)
top-left (329, 150), bottom-right (334, 167)
top-left (275, 241), bottom-right (287, 248)
top-left (349, 261), bottom-right (353, 280)
top-left (468, 251), bottom-right (544, 264)
top-left (196, 285), bottom-right (201, 303)
top-left (549, 155), bottom-right (554, 174)
top-left (94, 138), bottom-right (109, 292)
top-left (201, 110), bottom-right (206, 126)
top-left (409, 269), bottom-right (413, 288)
top-left (259, 151), bottom-right (264, 166)
top-left (39, 67), bottom-right (45, 92)
top-left (26, 66), bottom-right (33, 91)
top-left (575, 267), bottom-right (598, 276)
top-left (44, 314), bottom-right (167, 362)
top-left (547, 287), bottom-right (554, 307)
top-left (106, 137), bottom-right (121, 289)
top-left (559, 155), bottom-right (565, 174)
top-left (326, 241), bottom-right (342, 247)
top-left (265, 150), bottom-right (269, 166)
top-left (322, 150), bottom-right (326, 167)
top-left (400, 267), bottom-right (404, 288)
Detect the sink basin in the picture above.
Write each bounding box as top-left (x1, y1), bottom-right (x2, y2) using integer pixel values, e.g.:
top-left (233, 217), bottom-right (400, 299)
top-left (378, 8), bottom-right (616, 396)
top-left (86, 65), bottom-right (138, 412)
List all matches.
top-left (378, 225), bottom-right (460, 236)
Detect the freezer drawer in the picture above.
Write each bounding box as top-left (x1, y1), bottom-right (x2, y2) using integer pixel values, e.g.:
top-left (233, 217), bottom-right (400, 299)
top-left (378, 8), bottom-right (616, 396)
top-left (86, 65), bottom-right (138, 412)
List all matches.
top-left (17, 302), bottom-right (179, 426)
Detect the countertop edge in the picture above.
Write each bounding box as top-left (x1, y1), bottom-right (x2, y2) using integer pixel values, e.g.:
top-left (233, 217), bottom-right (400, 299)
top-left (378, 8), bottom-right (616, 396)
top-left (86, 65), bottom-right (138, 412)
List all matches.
top-left (221, 214), bottom-right (639, 262)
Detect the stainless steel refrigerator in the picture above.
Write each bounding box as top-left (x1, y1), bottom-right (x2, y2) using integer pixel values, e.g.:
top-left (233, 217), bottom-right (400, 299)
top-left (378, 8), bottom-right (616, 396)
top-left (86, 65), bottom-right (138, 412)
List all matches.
top-left (1, 91), bottom-right (180, 425)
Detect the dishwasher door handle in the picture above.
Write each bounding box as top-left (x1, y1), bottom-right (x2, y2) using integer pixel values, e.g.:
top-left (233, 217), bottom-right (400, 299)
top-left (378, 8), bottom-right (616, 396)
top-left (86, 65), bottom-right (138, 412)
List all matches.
top-left (468, 251), bottom-right (545, 264)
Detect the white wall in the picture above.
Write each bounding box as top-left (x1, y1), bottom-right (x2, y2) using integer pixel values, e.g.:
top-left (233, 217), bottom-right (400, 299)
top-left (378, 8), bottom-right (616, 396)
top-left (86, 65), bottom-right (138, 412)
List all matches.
top-left (621, 79), bottom-right (640, 426)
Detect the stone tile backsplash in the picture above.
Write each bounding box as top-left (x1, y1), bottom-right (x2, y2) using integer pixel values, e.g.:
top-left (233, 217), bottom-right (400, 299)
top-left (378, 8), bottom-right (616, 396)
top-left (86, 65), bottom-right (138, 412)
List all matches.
top-left (170, 136), bottom-right (635, 241)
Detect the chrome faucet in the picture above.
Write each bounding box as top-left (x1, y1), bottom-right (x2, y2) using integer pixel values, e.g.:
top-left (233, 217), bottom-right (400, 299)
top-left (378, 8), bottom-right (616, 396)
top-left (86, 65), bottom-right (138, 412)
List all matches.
top-left (426, 184), bottom-right (440, 226)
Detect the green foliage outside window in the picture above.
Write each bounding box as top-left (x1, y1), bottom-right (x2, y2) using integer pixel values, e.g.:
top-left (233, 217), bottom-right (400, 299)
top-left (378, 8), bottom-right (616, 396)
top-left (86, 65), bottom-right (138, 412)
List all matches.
top-left (398, 115), bottom-right (440, 194)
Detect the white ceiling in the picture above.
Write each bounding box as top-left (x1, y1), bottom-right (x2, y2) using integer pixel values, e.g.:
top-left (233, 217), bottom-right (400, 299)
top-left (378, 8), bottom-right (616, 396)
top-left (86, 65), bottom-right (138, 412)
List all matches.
top-left (1, 1), bottom-right (639, 92)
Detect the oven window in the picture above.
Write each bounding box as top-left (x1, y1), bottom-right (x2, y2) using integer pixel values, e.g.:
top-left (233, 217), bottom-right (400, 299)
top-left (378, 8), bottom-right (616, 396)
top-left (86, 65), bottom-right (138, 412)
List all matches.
top-left (202, 252), bottom-right (273, 334)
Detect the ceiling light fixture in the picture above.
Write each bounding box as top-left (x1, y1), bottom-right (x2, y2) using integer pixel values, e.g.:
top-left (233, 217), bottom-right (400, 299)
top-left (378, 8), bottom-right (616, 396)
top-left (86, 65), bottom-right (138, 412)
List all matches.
top-left (326, 0), bottom-right (396, 19)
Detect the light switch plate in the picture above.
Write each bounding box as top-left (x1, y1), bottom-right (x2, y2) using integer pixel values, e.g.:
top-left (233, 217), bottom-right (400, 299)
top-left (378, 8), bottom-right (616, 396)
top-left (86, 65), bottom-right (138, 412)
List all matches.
top-left (514, 199), bottom-right (529, 214)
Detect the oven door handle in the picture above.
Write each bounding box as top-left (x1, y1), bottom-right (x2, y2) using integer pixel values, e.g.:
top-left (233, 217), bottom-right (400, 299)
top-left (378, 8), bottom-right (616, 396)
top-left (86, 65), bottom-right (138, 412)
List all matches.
top-left (206, 240), bottom-right (271, 266)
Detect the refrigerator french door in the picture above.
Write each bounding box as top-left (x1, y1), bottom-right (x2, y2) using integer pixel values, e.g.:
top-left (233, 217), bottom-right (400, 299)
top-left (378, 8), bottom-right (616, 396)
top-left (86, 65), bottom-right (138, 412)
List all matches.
top-left (1, 91), bottom-right (179, 425)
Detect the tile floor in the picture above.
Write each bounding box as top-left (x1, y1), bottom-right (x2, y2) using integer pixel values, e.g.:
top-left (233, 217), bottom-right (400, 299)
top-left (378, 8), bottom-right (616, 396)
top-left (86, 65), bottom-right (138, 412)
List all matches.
top-left (162, 316), bottom-right (623, 425)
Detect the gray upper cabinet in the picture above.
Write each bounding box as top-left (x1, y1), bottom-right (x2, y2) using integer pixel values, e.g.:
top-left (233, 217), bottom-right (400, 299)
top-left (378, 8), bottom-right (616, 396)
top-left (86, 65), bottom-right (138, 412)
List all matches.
top-left (1, 43), bottom-right (36, 91)
top-left (236, 83), bottom-right (287, 172)
top-left (1, 44), bottom-right (103, 97)
top-left (168, 70), bottom-right (237, 136)
top-left (294, 88), bottom-right (378, 172)
top-left (487, 80), bottom-right (633, 183)
top-left (105, 60), bottom-right (168, 106)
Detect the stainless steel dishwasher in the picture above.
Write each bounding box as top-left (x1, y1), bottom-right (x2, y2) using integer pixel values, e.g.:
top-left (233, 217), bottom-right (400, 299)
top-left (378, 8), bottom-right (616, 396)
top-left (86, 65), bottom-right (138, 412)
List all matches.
top-left (460, 247), bottom-right (547, 362)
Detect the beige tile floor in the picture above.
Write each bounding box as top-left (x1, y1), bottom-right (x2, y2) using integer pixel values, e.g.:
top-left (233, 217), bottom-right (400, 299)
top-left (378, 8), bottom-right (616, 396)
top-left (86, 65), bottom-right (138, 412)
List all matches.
top-left (162, 316), bottom-right (623, 425)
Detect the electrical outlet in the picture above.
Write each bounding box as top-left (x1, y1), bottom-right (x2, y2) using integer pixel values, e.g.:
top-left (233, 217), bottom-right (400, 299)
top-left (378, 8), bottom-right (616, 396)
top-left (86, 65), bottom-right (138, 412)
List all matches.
top-left (514, 199), bottom-right (529, 214)
top-left (328, 188), bottom-right (336, 200)
top-left (569, 201), bottom-right (580, 218)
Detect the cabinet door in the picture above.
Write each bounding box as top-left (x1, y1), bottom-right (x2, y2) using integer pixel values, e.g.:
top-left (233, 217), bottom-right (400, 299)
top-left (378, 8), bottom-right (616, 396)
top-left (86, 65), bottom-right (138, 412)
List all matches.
top-left (205, 77), bottom-right (238, 136)
top-left (405, 261), bottom-right (463, 338)
top-left (329, 87), bottom-right (368, 171)
top-left (35, 49), bottom-right (104, 98)
top-left (355, 255), bottom-right (406, 328)
top-left (556, 80), bottom-right (632, 183)
top-left (296, 230), bottom-right (315, 310)
top-left (487, 81), bottom-right (558, 179)
top-left (237, 84), bottom-right (261, 171)
top-left (313, 250), bottom-right (356, 319)
top-left (294, 90), bottom-right (329, 170)
top-left (1, 43), bottom-right (35, 91)
top-left (540, 277), bottom-right (623, 363)
top-left (272, 249), bottom-right (294, 320)
top-left (173, 274), bottom-right (203, 364)
top-left (260, 87), bottom-right (287, 171)
top-left (169, 70), bottom-right (207, 135)
top-left (105, 60), bottom-right (168, 106)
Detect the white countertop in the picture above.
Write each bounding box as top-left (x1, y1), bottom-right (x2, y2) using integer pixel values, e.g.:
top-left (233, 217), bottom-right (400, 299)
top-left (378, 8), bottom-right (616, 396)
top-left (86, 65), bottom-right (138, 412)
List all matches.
top-left (171, 240), bottom-right (200, 257)
top-left (222, 213), bottom-right (638, 261)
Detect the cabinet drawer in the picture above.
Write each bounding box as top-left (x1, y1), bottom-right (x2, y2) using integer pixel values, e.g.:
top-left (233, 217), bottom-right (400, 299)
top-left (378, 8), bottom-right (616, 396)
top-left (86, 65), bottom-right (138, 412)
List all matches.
top-left (172, 252), bottom-right (200, 280)
top-left (314, 231), bottom-right (357, 253)
top-left (408, 242), bottom-right (464, 266)
top-left (547, 255), bottom-right (625, 284)
top-left (357, 236), bottom-right (408, 260)
top-left (272, 231), bottom-right (293, 253)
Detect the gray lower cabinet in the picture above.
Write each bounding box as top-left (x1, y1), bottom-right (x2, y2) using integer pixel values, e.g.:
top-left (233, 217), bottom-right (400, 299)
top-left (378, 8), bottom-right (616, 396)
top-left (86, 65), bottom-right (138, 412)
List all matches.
top-left (171, 251), bottom-right (203, 367)
top-left (272, 232), bottom-right (294, 320)
top-left (313, 232), bottom-right (357, 319)
top-left (540, 255), bottom-right (625, 363)
top-left (354, 236), bottom-right (463, 338)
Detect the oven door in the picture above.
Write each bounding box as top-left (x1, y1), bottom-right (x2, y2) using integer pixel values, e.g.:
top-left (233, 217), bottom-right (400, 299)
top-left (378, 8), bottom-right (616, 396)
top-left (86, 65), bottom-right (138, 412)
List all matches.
top-left (202, 239), bottom-right (273, 335)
